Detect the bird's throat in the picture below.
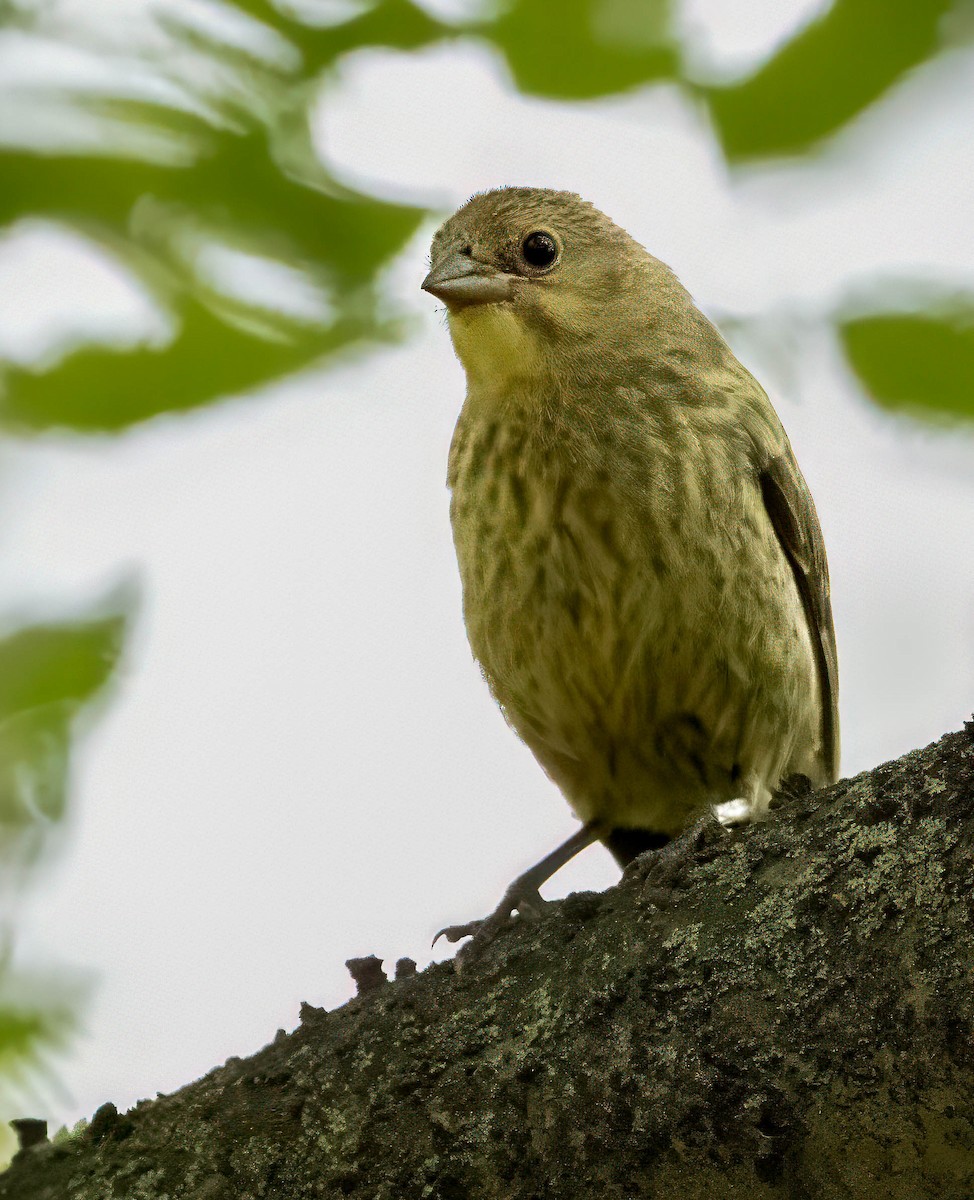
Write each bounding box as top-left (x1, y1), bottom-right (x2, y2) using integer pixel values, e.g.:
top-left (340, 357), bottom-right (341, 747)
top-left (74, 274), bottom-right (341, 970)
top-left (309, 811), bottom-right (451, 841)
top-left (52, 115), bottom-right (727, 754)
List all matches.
top-left (448, 304), bottom-right (545, 399)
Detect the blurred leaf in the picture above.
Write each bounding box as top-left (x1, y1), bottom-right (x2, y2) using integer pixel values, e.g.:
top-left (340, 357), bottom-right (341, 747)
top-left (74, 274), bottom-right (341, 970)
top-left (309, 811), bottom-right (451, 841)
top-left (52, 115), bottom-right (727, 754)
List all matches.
top-left (0, 117), bottom-right (426, 284)
top-left (0, 291), bottom-right (395, 432)
top-left (0, 1009), bottom-right (46, 1063)
top-left (705, 0), bottom-right (956, 161)
top-left (839, 306), bottom-right (974, 421)
top-left (0, 614), bottom-right (125, 722)
top-left (234, 0), bottom-right (447, 68)
top-left (0, 612), bottom-right (117, 1121)
top-left (0, 603), bottom-right (126, 1115)
top-left (0, 709), bottom-right (72, 830)
top-left (0, 1003), bottom-right (66, 1079)
top-left (0, 972), bottom-right (79, 1155)
top-left (0, 612), bottom-right (127, 830)
top-left (485, 0), bottom-right (676, 99)
top-left (0, 45), bottom-right (425, 431)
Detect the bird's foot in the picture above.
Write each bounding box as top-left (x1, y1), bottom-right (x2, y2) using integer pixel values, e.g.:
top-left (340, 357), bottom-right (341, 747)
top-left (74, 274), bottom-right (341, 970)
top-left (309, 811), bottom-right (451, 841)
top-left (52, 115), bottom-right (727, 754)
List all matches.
top-left (433, 884), bottom-right (547, 953)
top-left (622, 813), bottom-right (725, 885)
top-left (433, 823), bottom-right (603, 961)
top-left (770, 772), bottom-right (814, 809)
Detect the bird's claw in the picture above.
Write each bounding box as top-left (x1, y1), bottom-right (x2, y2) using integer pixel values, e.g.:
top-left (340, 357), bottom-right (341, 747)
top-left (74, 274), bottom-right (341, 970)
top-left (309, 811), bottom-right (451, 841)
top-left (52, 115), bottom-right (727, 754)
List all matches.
top-left (433, 920), bottom-right (491, 946)
top-left (432, 886), bottom-right (547, 954)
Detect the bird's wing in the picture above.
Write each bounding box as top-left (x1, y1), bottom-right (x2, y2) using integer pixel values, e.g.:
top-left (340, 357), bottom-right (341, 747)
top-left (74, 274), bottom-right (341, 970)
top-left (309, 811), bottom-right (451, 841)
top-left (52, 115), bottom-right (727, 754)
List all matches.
top-left (758, 450), bottom-right (840, 782)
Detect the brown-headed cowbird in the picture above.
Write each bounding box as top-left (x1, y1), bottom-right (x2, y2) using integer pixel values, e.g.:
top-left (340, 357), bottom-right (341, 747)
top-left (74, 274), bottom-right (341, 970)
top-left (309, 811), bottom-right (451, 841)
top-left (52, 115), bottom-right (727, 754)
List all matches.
top-left (423, 188), bottom-right (838, 946)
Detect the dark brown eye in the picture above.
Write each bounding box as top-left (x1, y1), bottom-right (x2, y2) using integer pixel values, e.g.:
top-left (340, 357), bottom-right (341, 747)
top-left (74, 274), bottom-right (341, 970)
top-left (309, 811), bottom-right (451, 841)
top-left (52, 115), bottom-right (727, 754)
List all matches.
top-left (521, 231), bottom-right (558, 269)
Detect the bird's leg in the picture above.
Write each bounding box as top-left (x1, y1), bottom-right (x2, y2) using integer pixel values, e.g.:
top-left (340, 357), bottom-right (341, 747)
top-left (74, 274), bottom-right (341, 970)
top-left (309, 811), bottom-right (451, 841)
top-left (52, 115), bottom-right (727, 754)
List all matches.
top-left (434, 821), bottom-right (604, 949)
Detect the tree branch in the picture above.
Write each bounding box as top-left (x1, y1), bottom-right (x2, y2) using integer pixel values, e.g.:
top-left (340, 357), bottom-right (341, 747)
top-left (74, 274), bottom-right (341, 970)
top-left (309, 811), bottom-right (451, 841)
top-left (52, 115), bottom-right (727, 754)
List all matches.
top-left (4, 725), bottom-right (974, 1199)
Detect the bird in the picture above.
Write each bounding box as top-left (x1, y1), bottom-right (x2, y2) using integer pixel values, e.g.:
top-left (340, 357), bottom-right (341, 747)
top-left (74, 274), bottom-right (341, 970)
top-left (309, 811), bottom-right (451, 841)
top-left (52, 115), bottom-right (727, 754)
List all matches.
top-left (422, 187), bottom-right (838, 947)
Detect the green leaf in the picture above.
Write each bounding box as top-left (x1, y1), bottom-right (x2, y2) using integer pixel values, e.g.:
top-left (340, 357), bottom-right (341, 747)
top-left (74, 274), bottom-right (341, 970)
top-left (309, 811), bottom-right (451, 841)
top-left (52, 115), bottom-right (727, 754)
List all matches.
top-left (0, 615), bottom-right (126, 720)
top-left (0, 1004), bottom-right (64, 1076)
top-left (0, 125), bottom-right (426, 432)
top-left (0, 971), bottom-right (79, 1136)
top-left (704, 0), bottom-right (955, 161)
top-left (0, 3), bottom-right (431, 435)
top-left (199, 0), bottom-right (448, 70)
top-left (0, 293), bottom-right (399, 432)
top-left (287, 0), bottom-right (447, 70)
top-left (0, 611), bottom-right (127, 828)
top-left (0, 133), bottom-right (426, 285)
top-left (485, 0), bottom-right (677, 99)
top-left (839, 307), bottom-right (974, 422)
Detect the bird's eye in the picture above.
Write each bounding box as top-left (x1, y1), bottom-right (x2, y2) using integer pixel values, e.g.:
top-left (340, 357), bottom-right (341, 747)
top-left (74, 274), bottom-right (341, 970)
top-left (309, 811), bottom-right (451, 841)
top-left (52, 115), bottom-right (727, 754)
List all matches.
top-left (521, 231), bottom-right (559, 269)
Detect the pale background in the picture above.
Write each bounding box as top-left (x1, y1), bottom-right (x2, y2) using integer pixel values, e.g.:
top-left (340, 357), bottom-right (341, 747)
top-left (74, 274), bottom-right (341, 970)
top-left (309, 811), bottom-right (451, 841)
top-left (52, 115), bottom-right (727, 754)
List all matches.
top-left (1, 0), bottom-right (973, 1133)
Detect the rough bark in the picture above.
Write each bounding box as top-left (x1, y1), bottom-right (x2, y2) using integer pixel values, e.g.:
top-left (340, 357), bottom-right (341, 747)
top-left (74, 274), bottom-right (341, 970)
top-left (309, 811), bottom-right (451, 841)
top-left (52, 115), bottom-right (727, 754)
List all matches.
top-left (3, 726), bottom-right (974, 1200)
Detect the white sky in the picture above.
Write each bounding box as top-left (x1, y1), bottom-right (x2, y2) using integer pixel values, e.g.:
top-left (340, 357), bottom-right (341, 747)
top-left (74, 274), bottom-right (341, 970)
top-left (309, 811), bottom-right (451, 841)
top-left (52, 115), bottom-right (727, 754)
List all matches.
top-left (1, 0), bottom-right (973, 1134)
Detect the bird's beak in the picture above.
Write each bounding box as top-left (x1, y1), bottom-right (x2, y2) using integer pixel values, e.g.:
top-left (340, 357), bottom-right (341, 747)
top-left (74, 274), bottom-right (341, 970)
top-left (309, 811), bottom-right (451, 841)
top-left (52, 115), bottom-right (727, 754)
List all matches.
top-left (422, 252), bottom-right (515, 309)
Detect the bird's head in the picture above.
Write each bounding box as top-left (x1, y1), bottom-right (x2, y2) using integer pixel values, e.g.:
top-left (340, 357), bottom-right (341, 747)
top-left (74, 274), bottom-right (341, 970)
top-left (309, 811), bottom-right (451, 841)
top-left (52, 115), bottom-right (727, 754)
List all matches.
top-left (423, 187), bottom-right (671, 393)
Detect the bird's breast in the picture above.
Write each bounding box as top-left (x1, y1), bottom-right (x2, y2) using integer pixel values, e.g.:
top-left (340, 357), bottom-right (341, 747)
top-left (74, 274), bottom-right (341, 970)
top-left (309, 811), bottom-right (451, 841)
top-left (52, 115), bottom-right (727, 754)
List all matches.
top-left (447, 398), bottom-right (819, 830)
top-left (448, 408), bottom-right (662, 716)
